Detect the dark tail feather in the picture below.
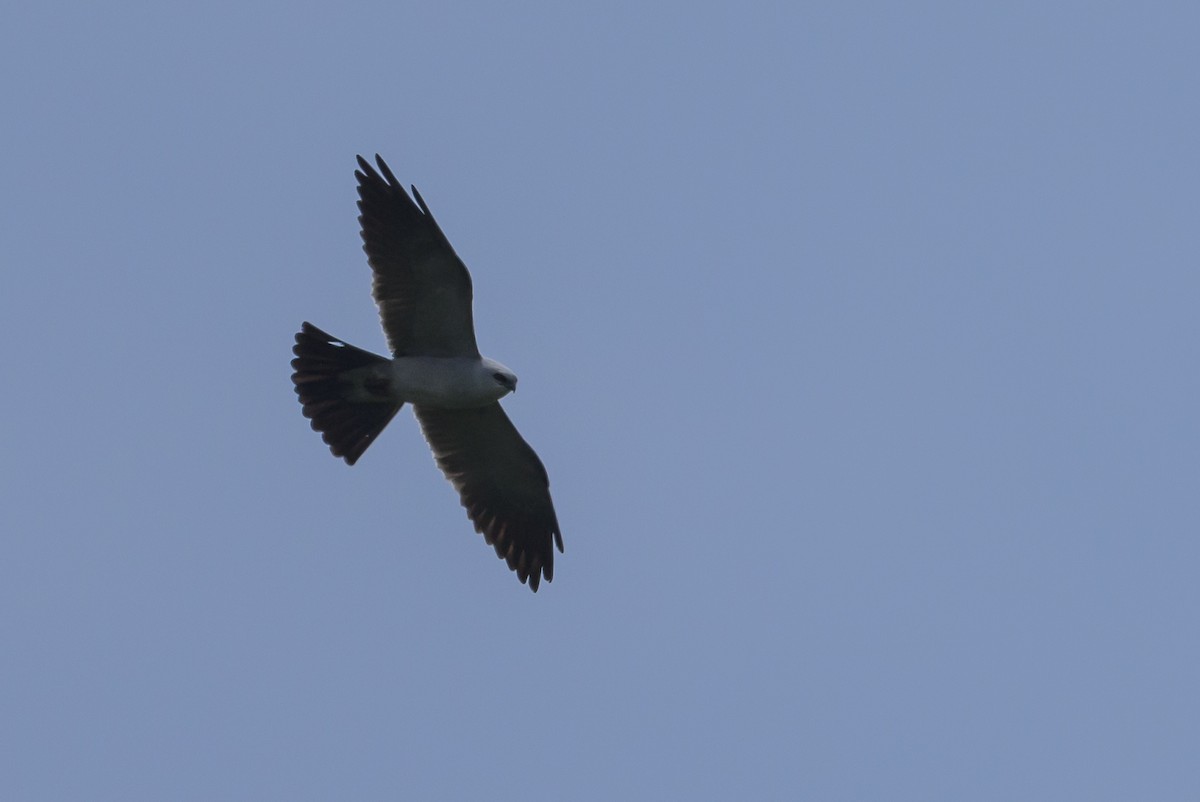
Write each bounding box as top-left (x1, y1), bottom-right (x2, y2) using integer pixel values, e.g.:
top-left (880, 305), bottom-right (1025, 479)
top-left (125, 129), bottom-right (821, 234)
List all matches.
top-left (291, 322), bottom-right (402, 465)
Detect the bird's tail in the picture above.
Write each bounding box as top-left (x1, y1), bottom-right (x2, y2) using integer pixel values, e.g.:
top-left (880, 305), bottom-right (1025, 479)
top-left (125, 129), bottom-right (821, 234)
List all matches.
top-left (291, 322), bottom-right (402, 465)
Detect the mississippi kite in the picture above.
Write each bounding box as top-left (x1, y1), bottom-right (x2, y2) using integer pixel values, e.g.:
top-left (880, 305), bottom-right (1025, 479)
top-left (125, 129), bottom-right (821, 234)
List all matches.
top-left (291, 155), bottom-right (563, 591)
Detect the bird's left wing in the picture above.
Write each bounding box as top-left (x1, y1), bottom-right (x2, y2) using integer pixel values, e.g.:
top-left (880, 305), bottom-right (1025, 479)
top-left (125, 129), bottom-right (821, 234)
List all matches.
top-left (413, 403), bottom-right (563, 591)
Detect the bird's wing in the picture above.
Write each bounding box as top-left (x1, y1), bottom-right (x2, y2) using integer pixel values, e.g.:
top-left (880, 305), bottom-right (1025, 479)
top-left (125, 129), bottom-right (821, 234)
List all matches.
top-left (414, 403), bottom-right (563, 591)
top-left (355, 154), bottom-right (479, 357)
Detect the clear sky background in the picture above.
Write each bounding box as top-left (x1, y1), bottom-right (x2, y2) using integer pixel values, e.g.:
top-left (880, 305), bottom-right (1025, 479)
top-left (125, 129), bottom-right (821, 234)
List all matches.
top-left (2, 2), bottom-right (1197, 800)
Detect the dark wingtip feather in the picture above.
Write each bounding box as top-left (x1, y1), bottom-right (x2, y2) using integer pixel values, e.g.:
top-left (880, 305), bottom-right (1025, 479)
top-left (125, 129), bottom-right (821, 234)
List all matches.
top-left (410, 185), bottom-right (432, 216)
top-left (374, 154), bottom-right (400, 186)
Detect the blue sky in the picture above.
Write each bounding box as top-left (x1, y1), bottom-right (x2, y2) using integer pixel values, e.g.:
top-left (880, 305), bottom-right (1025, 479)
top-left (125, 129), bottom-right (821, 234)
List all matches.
top-left (2, 2), bottom-right (1198, 799)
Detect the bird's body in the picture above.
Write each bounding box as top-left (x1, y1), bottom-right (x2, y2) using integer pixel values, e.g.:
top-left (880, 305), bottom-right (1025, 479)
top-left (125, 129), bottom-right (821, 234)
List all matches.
top-left (340, 355), bottom-right (516, 409)
top-left (291, 155), bottom-right (562, 591)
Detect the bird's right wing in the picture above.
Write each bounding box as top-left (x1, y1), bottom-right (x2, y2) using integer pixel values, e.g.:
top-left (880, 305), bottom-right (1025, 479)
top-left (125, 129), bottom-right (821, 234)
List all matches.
top-left (356, 155), bottom-right (480, 358)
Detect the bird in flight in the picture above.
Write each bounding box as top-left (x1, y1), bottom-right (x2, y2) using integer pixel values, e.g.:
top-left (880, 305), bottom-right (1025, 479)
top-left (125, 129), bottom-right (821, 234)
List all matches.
top-left (291, 155), bottom-right (563, 591)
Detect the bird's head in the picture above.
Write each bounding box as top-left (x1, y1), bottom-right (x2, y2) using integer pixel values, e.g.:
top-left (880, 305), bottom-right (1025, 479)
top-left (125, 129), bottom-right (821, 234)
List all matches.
top-left (481, 357), bottom-right (518, 397)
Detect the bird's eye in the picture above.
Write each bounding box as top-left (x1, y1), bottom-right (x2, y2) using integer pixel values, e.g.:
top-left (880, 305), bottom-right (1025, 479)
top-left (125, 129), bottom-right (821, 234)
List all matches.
top-left (493, 372), bottom-right (506, 382)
